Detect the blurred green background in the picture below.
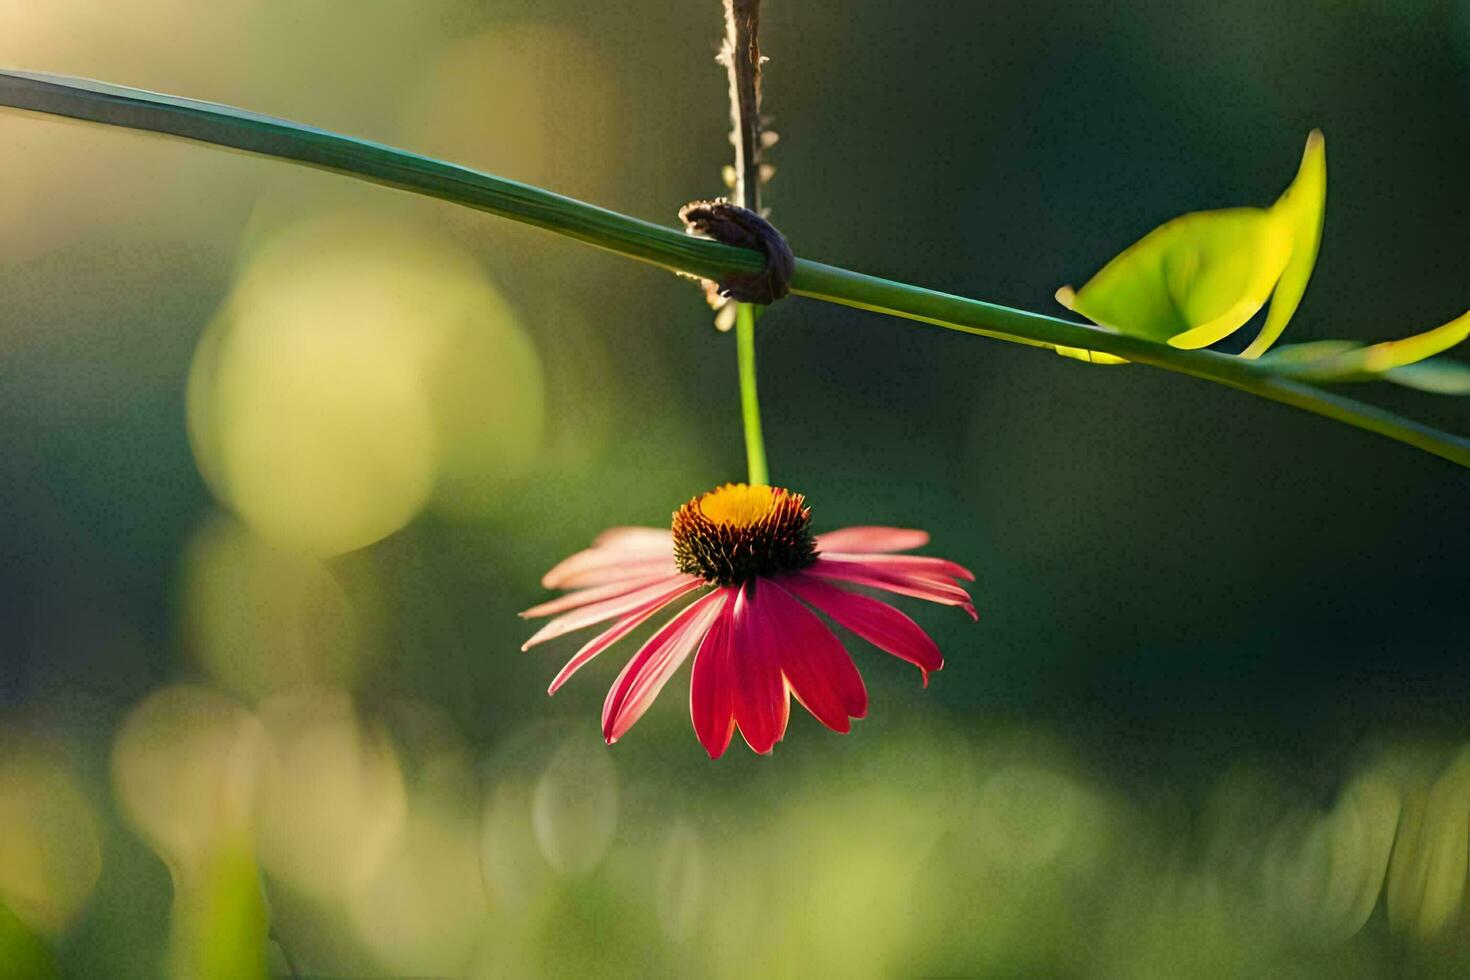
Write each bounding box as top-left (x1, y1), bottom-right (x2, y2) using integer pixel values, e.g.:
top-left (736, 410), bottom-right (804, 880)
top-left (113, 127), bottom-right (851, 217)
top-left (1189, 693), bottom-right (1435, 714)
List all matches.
top-left (1, 0), bottom-right (1469, 976)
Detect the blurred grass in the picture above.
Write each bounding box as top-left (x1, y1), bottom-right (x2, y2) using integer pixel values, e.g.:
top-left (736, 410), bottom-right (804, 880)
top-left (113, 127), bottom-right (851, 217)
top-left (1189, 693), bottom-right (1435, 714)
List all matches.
top-left (1, 0), bottom-right (1469, 976)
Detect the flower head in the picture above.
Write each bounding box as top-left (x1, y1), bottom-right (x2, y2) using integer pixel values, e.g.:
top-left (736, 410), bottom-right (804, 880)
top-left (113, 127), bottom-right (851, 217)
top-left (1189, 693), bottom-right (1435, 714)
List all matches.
top-left (521, 483), bottom-right (976, 757)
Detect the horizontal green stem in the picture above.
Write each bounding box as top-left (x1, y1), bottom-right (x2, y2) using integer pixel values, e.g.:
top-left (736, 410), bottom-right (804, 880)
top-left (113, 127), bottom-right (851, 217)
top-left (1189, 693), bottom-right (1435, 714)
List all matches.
top-left (0, 69), bottom-right (761, 283)
top-left (791, 263), bottom-right (1470, 466)
top-left (2, 68), bottom-right (1466, 468)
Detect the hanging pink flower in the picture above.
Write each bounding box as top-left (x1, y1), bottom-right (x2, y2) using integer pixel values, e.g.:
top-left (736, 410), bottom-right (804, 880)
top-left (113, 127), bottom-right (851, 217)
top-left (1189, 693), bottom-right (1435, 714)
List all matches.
top-left (522, 483), bottom-right (976, 757)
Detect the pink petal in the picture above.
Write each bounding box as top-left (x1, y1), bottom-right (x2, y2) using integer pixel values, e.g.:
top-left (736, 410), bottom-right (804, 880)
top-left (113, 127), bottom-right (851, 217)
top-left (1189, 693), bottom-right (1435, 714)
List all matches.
top-left (689, 593), bottom-right (737, 759)
top-left (540, 546), bottom-right (628, 588)
top-left (552, 558), bottom-right (680, 591)
top-left (784, 573), bottom-right (945, 684)
top-left (815, 526), bottom-right (930, 554)
top-left (729, 582), bottom-right (790, 755)
top-left (592, 526), bottom-right (675, 552)
top-left (542, 551), bottom-right (677, 590)
top-left (808, 558), bottom-right (977, 620)
top-left (817, 552), bottom-right (976, 582)
top-left (521, 571), bottom-right (686, 619)
top-left (547, 584), bottom-right (702, 694)
top-left (602, 590), bottom-right (726, 744)
top-left (760, 581), bottom-right (868, 733)
top-left (523, 576), bottom-right (701, 651)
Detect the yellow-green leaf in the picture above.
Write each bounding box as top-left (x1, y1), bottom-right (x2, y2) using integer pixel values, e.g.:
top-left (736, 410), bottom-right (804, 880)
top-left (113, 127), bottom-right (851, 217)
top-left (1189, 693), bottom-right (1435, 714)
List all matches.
top-left (1241, 130), bottom-right (1327, 358)
top-left (1384, 359), bottom-right (1470, 394)
top-left (1261, 309), bottom-right (1470, 392)
top-left (1256, 340), bottom-right (1358, 365)
top-left (1055, 131), bottom-right (1325, 364)
top-left (1352, 309), bottom-right (1470, 374)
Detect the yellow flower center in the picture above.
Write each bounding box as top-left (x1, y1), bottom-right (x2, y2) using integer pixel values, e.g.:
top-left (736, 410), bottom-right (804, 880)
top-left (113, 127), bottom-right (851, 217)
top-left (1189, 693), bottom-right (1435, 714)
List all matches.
top-left (672, 483), bottom-right (816, 586)
top-left (698, 483), bottom-right (777, 528)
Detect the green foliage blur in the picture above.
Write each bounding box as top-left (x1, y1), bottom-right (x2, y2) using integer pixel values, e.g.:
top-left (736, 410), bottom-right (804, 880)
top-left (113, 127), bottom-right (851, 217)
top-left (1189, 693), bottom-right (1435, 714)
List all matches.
top-left (1, 0), bottom-right (1468, 976)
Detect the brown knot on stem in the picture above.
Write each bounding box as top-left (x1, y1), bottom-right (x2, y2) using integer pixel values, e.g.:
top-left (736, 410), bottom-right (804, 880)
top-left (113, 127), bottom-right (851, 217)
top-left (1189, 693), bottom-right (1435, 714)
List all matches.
top-left (679, 198), bottom-right (794, 306)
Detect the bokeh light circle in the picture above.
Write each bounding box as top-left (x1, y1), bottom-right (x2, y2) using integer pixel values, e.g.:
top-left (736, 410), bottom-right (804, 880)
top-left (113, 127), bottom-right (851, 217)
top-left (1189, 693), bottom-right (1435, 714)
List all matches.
top-left (188, 209), bottom-right (544, 556)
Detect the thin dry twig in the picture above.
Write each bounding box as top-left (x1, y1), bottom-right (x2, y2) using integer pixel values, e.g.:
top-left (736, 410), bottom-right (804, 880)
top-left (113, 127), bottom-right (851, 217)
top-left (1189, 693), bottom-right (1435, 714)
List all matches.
top-left (720, 0), bottom-right (766, 214)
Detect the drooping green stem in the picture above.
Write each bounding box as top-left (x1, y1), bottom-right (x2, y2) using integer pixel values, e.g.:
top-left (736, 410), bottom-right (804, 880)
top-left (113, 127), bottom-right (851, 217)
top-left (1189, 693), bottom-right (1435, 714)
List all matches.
top-left (1, 69), bottom-right (1467, 468)
top-left (735, 304), bottom-right (769, 485)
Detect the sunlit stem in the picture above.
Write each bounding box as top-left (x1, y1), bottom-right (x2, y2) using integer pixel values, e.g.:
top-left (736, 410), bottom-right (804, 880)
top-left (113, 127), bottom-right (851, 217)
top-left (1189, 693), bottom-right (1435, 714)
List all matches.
top-left (735, 303), bottom-right (769, 485)
top-left (1, 70), bottom-right (1467, 468)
